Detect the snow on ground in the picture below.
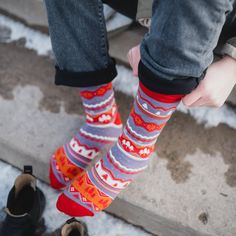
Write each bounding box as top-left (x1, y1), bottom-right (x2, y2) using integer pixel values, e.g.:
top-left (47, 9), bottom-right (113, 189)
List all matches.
top-left (0, 14), bottom-right (51, 55)
top-left (178, 102), bottom-right (236, 129)
top-left (0, 14), bottom-right (236, 129)
top-left (103, 4), bottom-right (116, 21)
top-left (0, 161), bottom-right (151, 235)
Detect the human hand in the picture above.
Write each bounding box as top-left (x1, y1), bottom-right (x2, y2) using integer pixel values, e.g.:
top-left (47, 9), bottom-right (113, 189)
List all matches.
top-left (128, 46), bottom-right (236, 108)
top-left (182, 56), bottom-right (236, 108)
top-left (127, 44), bottom-right (140, 77)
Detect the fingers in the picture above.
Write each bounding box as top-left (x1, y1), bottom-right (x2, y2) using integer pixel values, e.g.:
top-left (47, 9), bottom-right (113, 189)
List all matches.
top-left (127, 45), bottom-right (140, 77)
top-left (182, 88), bottom-right (202, 107)
top-left (188, 97), bottom-right (206, 107)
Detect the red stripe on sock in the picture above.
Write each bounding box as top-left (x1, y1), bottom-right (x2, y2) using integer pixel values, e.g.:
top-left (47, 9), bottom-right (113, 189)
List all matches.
top-left (138, 90), bottom-right (177, 110)
top-left (139, 82), bottom-right (184, 103)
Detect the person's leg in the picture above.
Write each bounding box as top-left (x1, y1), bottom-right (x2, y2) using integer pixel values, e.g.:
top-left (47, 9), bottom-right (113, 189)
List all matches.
top-left (57, 83), bottom-right (183, 216)
top-left (44, 0), bottom-right (117, 86)
top-left (139, 0), bottom-right (235, 95)
top-left (55, 0), bottom-right (235, 216)
top-left (44, 0), bottom-right (122, 189)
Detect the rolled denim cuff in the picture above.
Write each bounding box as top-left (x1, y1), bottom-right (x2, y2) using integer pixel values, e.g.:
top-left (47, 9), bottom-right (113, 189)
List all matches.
top-left (55, 59), bottom-right (117, 87)
top-left (138, 60), bottom-right (205, 95)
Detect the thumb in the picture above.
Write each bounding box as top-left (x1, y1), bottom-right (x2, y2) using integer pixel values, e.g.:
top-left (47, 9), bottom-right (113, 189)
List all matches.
top-left (127, 45), bottom-right (140, 77)
top-left (182, 88), bottom-right (202, 107)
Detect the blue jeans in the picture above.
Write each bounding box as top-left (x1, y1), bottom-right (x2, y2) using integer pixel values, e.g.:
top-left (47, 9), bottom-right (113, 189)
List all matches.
top-left (44, 0), bottom-right (236, 94)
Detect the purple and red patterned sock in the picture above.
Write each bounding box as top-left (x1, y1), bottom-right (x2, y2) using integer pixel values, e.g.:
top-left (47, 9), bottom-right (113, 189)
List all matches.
top-left (49, 83), bottom-right (122, 189)
top-left (56, 82), bottom-right (183, 216)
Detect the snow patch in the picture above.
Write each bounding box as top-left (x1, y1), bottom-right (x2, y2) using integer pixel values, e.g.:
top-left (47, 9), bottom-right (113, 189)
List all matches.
top-left (113, 65), bottom-right (139, 97)
top-left (0, 14), bottom-right (51, 55)
top-left (177, 102), bottom-right (236, 129)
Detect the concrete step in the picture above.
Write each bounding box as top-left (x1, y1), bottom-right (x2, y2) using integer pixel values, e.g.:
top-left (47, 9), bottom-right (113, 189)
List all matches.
top-left (1, 40), bottom-right (236, 236)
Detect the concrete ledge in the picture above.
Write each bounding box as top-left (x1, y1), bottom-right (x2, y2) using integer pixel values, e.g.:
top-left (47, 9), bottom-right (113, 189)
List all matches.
top-left (107, 199), bottom-right (210, 236)
top-left (0, 138), bottom-right (209, 236)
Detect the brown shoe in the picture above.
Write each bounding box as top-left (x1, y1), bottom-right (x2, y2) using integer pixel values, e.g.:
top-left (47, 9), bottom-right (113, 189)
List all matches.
top-left (60, 218), bottom-right (88, 236)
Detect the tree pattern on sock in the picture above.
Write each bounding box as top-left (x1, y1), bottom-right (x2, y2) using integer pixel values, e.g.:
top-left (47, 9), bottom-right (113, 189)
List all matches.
top-left (56, 83), bottom-right (183, 216)
top-left (50, 83), bottom-right (122, 190)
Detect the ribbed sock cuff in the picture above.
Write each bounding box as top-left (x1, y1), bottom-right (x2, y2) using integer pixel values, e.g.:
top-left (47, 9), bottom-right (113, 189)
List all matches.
top-left (139, 81), bottom-right (184, 102)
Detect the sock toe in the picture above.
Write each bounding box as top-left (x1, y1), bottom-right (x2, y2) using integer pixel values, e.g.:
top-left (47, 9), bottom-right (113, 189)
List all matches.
top-left (56, 192), bottom-right (94, 217)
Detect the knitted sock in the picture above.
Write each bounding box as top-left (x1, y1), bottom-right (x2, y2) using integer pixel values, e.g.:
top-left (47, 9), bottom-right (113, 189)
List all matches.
top-left (50, 83), bottom-right (122, 190)
top-left (56, 82), bottom-right (183, 216)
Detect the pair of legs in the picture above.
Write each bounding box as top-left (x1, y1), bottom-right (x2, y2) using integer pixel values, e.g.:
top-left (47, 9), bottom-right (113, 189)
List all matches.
top-left (44, 0), bottom-right (236, 216)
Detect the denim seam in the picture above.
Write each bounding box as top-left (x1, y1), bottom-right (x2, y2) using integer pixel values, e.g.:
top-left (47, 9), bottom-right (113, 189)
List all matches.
top-left (97, 1), bottom-right (110, 68)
